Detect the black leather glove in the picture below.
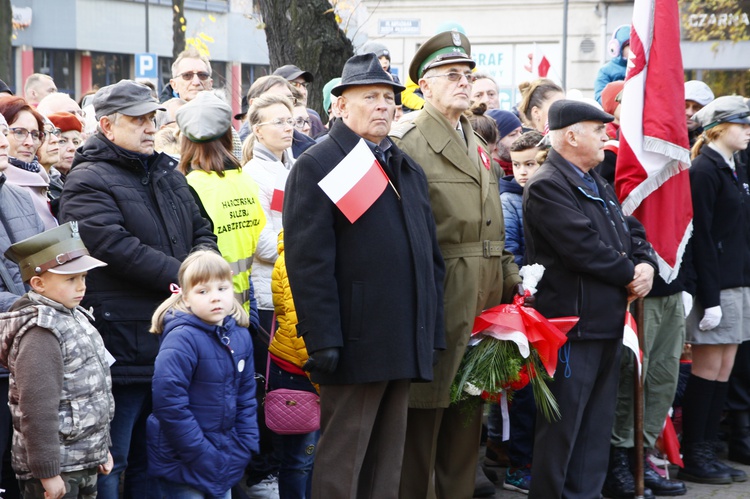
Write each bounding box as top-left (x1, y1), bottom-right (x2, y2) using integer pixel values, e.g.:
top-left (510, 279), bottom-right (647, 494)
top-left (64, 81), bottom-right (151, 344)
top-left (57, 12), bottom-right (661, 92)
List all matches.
top-left (303, 347), bottom-right (340, 374)
top-left (514, 283), bottom-right (536, 308)
top-left (432, 349), bottom-right (441, 366)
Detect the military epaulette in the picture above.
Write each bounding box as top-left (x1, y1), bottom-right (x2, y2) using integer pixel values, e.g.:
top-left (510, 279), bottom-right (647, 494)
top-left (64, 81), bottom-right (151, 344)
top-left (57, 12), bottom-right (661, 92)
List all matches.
top-left (389, 121), bottom-right (417, 139)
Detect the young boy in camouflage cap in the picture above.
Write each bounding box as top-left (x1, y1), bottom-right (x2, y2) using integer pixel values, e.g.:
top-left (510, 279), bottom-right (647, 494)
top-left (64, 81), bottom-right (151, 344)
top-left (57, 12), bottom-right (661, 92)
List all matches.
top-left (0, 222), bottom-right (114, 499)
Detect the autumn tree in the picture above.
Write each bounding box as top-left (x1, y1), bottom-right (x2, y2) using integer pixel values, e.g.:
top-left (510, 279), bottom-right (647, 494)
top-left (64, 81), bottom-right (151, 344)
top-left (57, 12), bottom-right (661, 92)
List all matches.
top-left (173, 0), bottom-right (186, 61)
top-left (0, 0), bottom-right (11, 82)
top-left (257, 0), bottom-right (354, 116)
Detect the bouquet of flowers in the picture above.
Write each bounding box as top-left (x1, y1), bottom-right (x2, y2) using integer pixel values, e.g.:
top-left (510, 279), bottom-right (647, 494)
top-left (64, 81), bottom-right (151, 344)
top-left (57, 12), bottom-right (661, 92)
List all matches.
top-left (450, 264), bottom-right (577, 422)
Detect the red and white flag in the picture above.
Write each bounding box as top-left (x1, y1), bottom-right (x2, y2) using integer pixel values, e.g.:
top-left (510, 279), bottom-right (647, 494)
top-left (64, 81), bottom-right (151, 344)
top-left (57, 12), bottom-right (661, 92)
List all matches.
top-left (270, 169), bottom-right (289, 212)
top-left (318, 139), bottom-right (388, 224)
top-left (525, 43), bottom-right (551, 78)
top-left (622, 311), bottom-right (643, 378)
top-left (615, 0), bottom-right (692, 283)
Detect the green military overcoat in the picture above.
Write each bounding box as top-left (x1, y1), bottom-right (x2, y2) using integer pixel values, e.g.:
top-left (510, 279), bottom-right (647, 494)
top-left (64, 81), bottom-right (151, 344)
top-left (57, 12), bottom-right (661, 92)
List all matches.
top-left (391, 101), bottom-right (521, 408)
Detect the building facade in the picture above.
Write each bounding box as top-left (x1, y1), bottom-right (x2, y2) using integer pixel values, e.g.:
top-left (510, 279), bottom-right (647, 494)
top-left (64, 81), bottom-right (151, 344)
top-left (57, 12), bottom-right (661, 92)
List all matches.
top-left (9, 0), bottom-right (271, 118)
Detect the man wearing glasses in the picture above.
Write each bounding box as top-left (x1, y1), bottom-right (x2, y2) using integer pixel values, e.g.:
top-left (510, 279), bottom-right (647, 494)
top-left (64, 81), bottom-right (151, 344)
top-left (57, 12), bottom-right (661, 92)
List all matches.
top-left (273, 64), bottom-right (325, 138)
top-left (168, 48), bottom-right (213, 102)
top-left (392, 30), bottom-right (522, 499)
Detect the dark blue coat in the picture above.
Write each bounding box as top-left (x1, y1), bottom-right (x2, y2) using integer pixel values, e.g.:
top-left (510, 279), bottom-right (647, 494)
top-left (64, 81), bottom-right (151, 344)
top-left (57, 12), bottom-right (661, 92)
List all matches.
top-left (147, 312), bottom-right (258, 496)
top-left (523, 149), bottom-right (657, 340)
top-left (688, 146), bottom-right (750, 308)
top-left (283, 119), bottom-right (445, 385)
top-left (499, 175), bottom-right (525, 266)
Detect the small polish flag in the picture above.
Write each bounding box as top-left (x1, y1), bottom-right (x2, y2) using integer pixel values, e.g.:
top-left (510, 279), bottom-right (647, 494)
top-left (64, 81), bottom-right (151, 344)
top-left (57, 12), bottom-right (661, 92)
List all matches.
top-left (318, 139), bottom-right (389, 224)
top-left (270, 169), bottom-right (289, 212)
top-left (622, 311), bottom-right (643, 378)
top-left (524, 43), bottom-right (551, 78)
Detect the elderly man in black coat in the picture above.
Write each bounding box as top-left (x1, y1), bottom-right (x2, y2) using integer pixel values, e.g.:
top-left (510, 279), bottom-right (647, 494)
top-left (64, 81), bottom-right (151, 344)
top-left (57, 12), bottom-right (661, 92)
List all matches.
top-left (523, 100), bottom-right (657, 499)
top-left (283, 53), bottom-right (445, 499)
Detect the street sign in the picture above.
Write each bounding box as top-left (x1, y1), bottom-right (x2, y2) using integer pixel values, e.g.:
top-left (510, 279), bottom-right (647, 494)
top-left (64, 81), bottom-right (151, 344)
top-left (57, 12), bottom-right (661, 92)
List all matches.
top-left (378, 19), bottom-right (421, 36)
top-left (135, 53), bottom-right (158, 79)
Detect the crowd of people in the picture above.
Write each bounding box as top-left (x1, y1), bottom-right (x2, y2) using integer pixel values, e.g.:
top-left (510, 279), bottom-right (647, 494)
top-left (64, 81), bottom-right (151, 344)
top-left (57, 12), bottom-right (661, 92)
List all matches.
top-left (0, 20), bottom-right (748, 499)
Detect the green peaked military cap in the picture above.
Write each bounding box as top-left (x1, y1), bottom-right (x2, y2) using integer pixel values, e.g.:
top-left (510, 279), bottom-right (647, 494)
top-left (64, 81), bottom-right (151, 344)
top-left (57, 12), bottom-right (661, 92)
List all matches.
top-left (5, 222), bottom-right (106, 282)
top-left (409, 29), bottom-right (475, 83)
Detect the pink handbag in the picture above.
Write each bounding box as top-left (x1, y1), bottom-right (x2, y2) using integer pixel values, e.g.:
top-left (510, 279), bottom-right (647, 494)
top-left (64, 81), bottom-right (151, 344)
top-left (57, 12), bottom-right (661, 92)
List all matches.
top-left (264, 388), bottom-right (320, 435)
top-left (264, 318), bottom-right (321, 435)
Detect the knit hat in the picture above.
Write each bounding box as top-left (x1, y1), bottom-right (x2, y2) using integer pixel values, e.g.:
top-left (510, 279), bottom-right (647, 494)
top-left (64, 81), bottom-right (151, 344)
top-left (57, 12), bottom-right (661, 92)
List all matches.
top-left (47, 112), bottom-right (83, 133)
top-left (486, 109), bottom-right (522, 139)
top-left (176, 91), bottom-right (232, 143)
top-left (601, 81), bottom-right (625, 115)
top-left (684, 80), bottom-right (715, 107)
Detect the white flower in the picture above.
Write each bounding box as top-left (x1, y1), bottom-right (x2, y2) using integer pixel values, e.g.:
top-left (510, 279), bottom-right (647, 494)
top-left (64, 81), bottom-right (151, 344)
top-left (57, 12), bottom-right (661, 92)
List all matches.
top-left (464, 382), bottom-right (482, 396)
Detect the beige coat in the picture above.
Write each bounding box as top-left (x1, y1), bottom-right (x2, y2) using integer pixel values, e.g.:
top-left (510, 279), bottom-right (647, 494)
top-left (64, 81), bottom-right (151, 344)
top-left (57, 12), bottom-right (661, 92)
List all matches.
top-left (391, 102), bottom-right (520, 408)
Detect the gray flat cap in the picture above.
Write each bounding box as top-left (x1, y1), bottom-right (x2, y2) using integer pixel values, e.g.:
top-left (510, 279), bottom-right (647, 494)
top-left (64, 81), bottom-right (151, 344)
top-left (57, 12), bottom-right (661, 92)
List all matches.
top-left (93, 80), bottom-right (165, 120)
top-left (176, 91), bottom-right (232, 143)
top-left (693, 95), bottom-right (750, 130)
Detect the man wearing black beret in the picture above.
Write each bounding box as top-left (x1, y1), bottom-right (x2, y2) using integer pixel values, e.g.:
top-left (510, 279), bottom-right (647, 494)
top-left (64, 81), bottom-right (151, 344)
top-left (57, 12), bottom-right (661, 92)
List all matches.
top-left (523, 99), bottom-right (658, 498)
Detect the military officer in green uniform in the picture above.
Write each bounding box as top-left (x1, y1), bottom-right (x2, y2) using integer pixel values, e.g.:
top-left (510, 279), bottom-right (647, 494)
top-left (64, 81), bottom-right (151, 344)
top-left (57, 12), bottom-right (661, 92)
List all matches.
top-left (391, 30), bottom-right (522, 499)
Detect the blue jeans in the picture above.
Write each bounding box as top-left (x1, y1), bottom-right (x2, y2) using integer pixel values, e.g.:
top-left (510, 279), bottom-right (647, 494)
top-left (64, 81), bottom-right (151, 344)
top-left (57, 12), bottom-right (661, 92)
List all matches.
top-left (159, 479), bottom-right (230, 499)
top-left (268, 363), bottom-right (319, 499)
top-left (97, 383), bottom-right (161, 499)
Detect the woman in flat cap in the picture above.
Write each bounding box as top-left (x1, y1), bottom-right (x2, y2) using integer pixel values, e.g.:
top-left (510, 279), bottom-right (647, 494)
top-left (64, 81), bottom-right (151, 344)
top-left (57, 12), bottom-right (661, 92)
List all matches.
top-left (680, 95), bottom-right (750, 485)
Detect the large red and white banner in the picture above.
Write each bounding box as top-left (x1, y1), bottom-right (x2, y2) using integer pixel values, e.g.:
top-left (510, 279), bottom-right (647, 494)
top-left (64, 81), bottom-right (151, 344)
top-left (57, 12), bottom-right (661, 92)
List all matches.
top-left (615, 0), bottom-right (692, 283)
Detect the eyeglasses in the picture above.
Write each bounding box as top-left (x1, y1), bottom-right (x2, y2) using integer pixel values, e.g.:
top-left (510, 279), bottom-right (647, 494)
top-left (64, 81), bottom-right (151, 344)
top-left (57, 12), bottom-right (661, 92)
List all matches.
top-left (44, 126), bottom-right (62, 138)
top-left (9, 127), bottom-right (45, 143)
top-left (256, 118), bottom-right (295, 129)
top-left (291, 81), bottom-right (309, 89)
top-left (58, 137), bottom-right (83, 148)
top-left (176, 71), bottom-right (211, 81)
top-left (293, 117), bottom-right (311, 129)
top-left (426, 72), bottom-right (477, 84)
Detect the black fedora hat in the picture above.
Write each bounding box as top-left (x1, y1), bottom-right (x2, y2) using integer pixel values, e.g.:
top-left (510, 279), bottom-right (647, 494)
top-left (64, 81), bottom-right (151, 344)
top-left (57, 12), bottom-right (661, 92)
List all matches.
top-left (331, 53), bottom-right (405, 97)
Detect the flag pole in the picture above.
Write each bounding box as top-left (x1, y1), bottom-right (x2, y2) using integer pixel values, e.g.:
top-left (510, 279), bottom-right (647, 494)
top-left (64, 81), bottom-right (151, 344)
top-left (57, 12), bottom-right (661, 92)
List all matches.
top-left (634, 297), bottom-right (645, 498)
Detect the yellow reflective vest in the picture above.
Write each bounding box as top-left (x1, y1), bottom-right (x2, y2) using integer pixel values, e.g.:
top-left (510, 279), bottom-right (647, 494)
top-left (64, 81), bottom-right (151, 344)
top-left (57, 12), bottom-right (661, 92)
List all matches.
top-left (186, 168), bottom-right (266, 311)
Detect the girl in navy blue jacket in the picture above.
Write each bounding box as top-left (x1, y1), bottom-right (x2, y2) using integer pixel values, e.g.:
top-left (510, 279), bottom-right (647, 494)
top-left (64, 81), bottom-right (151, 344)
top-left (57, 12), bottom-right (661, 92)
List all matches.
top-left (147, 250), bottom-right (259, 498)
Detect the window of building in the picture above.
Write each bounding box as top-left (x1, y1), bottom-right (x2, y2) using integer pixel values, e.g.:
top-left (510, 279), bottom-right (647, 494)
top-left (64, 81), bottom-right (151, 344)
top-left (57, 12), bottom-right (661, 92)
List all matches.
top-left (127, 0), bottom-right (229, 13)
top-left (33, 48), bottom-right (75, 96)
top-left (91, 52), bottom-right (130, 90)
top-left (241, 63), bottom-right (271, 99)
top-left (159, 56), bottom-right (174, 97)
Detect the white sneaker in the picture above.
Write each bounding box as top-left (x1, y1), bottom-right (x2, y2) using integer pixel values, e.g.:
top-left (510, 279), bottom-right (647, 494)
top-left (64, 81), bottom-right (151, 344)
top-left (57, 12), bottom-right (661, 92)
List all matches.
top-left (245, 475), bottom-right (280, 499)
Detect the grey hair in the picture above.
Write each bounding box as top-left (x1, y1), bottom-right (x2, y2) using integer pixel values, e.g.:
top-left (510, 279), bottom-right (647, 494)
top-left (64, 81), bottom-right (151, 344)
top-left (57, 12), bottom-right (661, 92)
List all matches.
top-left (549, 122), bottom-right (584, 149)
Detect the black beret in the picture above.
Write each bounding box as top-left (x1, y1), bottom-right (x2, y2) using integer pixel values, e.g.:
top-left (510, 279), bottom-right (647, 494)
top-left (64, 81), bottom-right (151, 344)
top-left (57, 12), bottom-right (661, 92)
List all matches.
top-left (548, 99), bottom-right (614, 130)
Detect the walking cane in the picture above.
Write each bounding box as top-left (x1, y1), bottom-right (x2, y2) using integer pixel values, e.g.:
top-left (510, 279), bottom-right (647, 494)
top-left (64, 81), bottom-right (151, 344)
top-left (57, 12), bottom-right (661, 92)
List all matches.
top-left (634, 297), bottom-right (645, 498)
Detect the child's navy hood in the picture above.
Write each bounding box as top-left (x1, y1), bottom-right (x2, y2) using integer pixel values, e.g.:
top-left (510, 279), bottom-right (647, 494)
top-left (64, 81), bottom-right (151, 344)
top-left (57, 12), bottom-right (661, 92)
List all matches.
top-left (499, 175), bottom-right (524, 195)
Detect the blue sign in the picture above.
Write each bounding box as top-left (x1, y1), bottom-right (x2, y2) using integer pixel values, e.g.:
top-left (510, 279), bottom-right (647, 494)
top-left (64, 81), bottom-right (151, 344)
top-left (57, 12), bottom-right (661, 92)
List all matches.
top-left (135, 53), bottom-right (158, 79)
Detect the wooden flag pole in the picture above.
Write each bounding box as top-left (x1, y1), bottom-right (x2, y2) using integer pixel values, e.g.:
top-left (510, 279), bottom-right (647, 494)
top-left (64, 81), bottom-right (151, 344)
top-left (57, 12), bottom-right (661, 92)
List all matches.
top-left (634, 297), bottom-right (645, 498)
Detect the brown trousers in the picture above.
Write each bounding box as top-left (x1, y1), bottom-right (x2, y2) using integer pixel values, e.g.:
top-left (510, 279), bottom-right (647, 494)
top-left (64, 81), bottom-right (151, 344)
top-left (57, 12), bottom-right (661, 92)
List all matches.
top-left (399, 402), bottom-right (483, 499)
top-left (311, 379), bottom-right (410, 499)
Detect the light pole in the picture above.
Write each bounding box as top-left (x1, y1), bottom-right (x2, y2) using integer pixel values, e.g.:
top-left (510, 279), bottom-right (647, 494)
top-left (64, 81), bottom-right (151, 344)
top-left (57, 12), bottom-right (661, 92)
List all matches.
top-left (562, 0), bottom-right (568, 88)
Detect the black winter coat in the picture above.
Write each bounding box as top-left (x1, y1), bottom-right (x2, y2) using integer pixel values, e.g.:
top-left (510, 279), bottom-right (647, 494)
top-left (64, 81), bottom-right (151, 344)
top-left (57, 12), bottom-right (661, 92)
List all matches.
top-left (58, 134), bottom-right (217, 382)
top-left (523, 149), bottom-right (657, 340)
top-left (688, 145), bottom-right (750, 308)
top-left (283, 120), bottom-right (445, 385)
